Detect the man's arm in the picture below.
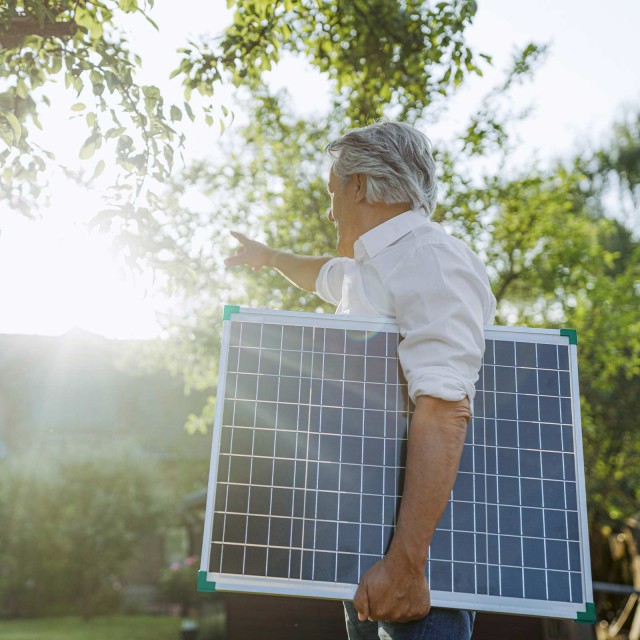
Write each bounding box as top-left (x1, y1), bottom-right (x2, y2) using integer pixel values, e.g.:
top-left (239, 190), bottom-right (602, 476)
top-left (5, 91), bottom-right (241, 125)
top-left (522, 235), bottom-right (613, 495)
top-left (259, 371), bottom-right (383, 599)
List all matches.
top-left (225, 231), bottom-right (330, 291)
top-left (353, 395), bottom-right (471, 622)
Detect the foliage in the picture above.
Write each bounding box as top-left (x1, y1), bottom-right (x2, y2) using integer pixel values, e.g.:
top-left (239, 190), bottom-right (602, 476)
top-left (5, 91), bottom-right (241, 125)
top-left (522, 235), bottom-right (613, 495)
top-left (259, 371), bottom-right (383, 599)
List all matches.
top-left (0, 0), bottom-right (188, 215)
top-left (159, 555), bottom-right (202, 615)
top-left (0, 615), bottom-right (181, 640)
top-left (176, 0), bottom-right (487, 124)
top-left (0, 447), bottom-right (165, 618)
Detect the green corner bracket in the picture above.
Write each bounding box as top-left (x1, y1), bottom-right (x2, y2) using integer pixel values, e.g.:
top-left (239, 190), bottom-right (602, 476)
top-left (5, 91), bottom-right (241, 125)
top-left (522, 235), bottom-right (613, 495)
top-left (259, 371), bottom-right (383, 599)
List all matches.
top-left (574, 602), bottom-right (596, 624)
top-left (223, 305), bottom-right (240, 321)
top-left (560, 328), bottom-right (578, 345)
top-left (197, 570), bottom-right (216, 593)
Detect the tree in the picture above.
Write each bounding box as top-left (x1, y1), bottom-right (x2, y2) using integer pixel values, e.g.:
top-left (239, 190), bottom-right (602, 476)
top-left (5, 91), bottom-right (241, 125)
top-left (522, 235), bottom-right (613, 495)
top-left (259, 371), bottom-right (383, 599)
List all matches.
top-left (0, 447), bottom-right (165, 618)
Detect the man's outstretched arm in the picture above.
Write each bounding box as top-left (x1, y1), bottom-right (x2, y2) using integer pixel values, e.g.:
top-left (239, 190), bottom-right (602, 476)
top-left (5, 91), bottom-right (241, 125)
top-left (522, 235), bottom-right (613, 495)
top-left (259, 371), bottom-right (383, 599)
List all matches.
top-left (353, 395), bottom-right (470, 623)
top-left (225, 231), bottom-right (331, 292)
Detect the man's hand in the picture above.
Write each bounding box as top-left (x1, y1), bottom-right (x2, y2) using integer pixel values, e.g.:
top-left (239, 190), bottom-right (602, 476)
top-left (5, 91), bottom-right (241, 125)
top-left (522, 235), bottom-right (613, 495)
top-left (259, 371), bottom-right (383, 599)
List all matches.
top-left (224, 231), bottom-right (276, 271)
top-left (353, 548), bottom-right (430, 623)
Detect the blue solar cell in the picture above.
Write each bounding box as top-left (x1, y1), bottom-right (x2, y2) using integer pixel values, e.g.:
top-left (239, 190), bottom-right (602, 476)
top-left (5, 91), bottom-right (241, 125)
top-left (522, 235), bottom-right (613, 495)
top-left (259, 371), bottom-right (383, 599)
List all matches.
top-left (345, 330), bottom-right (367, 356)
top-left (546, 540), bottom-right (569, 571)
top-left (489, 564), bottom-right (500, 595)
top-left (562, 425), bottom-right (574, 452)
top-left (222, 544), bottom-right (245, 574)
top-left (524, 568), bottom-right (547, 600)
top-left (500, 536), bottom-right (523, 567)
top-left (499, 506), bottom-right (522, 536)
top-left (543, 480), bottom-right (566, 509)
top-left (453, 501), bottom-right (475, 532)
top-left (454, 562), bottom-right (476, 593)
top-left (544, 509), bottom-right (567, 540)
top-left (488, 534), bottom-right (499, 563)
top-left (485, 418), bottom-right (497, 445)
top-left (430, 560), bottom-right (453, 592)
top-left (475, 504), bottom-right (487, 533)
top-left (474, 446), bottom-right (486, 473)
top-left (501, 566), bottom-right (524, 598)
top-left (453, 472), bottom-right (474, 501)
top-left (340, 464), bottom-right (362, 493)
top-left (567, 512), bottom-right (580, 541)
top-left (313, 551), bottom-right (336, 582)
top-left (362, 495), bottom-right (383, 524)
top-left (541, 452), bottom-right (564, 480)
top-left (541, 424), bottom-right (563, 452)
top-left (496, 393), bottom-right (518, 420)
top-left (537, 344), bottom-right (558, 370)
top-left (495, 366), bottom-right (517, 393)
top-left (521, 507), bottom-right (544, 538)
top-left (241, 322), bottom-right (262, 348)
top-left (558, 346), bottom-right (570, 371)
top-left (520, 450), bottom-right (542, 478)
top-left (516, 342), bottom-right (537, 368)
top-left (244, 545), bottom-right (267, 577)
top-left (547, 570), bottom-right (571, 602)
top-left (518, 395), bottom-right (539, 422)
top-left (499, 476), bottom-right (520, 505)
top-left (497, 420), bottom-right (518, 448)
top-left (540, 396), bottom-right (561, 424)
top-left (498, 447), bottom-right (519, 477)
top-left (282, 325), bottom-right (303, 351)
top-left (338, 493), bottom-right (360, 523)
top-left (486, 475), bottom-right (498, 504)
top-left (561, 398), bottom-right (573, 424)
top-left (483, 340), bottom-right (495, 364)
top-left (495, 341), bottom-right (515, 366)
top-left (361, 524), bottom-right (382, 555)
top-left (518, 421), bottom-right (540, 450)
top-left (487, 504), bottom-right (498, 534)
top-left (477, 564), bottom-right (488, 594)
top-left (517, 368), bottom-right (538, 395)
top-left (538, 370), bottom-right (560, 396)
top-left (431, 529), bottom-right (452, 560)
top-left (521, 479), bottom-right (543, 508)
top-left (365, 409), bottom-right (385, 438)
top-left (570, 572), bottom-right (583, 603)
top-left (476, 534), bottom-right (488, 562)
top-left (362, 465), bottom-right (383, 494)
top-left (337, 553), bottom-right (359, 584)
top-left (523, 537), bottom-right (546, 569)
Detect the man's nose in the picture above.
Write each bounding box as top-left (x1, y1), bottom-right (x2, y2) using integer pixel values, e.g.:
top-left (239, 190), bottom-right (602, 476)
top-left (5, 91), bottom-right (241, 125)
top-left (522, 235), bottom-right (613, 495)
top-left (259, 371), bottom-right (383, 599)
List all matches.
top-left (326, 207), bottom-right (334, 223)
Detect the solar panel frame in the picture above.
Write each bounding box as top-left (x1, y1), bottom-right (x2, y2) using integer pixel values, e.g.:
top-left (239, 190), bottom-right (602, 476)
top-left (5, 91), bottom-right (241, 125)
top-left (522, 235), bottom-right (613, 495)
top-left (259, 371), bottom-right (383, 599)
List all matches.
top-left (199, 307), bottom-right (593, 620)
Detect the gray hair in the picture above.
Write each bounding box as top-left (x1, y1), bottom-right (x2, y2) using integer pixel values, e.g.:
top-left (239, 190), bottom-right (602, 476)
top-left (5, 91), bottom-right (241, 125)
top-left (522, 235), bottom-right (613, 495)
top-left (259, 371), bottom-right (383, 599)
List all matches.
top-left (325, 121), bottom-right (438, 216)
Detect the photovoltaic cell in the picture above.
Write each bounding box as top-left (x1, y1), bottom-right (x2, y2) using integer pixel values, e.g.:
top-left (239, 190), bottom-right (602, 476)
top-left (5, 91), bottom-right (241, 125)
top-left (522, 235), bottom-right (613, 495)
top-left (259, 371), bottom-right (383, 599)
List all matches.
top-left (201, 308), bottom-right (592, 620)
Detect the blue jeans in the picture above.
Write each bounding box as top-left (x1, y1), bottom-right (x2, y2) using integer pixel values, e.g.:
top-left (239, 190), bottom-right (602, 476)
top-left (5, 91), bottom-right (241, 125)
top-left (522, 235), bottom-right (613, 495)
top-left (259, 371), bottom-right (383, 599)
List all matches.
top-left (343, 601), bottom-right (475, 640)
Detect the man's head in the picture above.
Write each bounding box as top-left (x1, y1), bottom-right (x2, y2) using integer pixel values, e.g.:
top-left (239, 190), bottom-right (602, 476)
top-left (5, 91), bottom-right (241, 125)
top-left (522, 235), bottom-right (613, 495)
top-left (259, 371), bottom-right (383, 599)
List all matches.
top-left (325, 121), bottom-right (438, 257)
top-left (326, 121), bottom-right (438, 214)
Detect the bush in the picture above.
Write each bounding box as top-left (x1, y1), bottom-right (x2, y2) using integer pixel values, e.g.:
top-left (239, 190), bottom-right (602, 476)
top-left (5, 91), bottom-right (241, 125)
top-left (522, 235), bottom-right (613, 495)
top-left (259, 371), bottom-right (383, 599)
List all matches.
top-left (0, 446), bottom-right (165, 618)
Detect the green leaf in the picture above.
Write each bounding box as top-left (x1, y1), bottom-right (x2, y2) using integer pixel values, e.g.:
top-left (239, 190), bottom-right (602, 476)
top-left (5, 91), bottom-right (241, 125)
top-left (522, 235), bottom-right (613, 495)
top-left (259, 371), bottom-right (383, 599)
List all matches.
top-left (170, 105), bottom-right (182, 122)
top-left (72, 103), bottom-right (87, 112)
top-left (91, 159), bottom-right (106, 180)
top-left (1, 110), bottom-right (21, 144)
top-left (119, 0), bottom-right (139, 11)
top-left (184, 101), bottom-right (195, 122)
top-left (79, 134), bottom-right (100, 160)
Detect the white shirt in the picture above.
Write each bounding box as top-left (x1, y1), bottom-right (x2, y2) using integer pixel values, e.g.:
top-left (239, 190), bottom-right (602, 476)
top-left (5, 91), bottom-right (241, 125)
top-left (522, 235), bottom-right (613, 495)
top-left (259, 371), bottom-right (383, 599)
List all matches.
top-left (315, 209), bottom-right (496, 402)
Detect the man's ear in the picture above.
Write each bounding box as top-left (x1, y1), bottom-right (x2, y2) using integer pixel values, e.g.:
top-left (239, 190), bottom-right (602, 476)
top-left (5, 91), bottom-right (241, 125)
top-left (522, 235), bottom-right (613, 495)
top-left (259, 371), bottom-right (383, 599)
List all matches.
top-left (353, 173), bottom-right (367, 203)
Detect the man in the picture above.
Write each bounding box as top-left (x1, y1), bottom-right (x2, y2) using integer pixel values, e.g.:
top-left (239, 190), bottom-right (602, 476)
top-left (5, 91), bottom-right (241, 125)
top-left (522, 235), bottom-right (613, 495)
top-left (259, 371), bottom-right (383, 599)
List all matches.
top-left (225, 121), bottom-right (496, 640)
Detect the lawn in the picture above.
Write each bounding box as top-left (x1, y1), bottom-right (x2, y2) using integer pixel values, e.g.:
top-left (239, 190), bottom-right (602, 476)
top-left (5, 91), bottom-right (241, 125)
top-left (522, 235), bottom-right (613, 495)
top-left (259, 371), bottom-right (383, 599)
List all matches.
top-left (0, 615), bottom-right (182, 640)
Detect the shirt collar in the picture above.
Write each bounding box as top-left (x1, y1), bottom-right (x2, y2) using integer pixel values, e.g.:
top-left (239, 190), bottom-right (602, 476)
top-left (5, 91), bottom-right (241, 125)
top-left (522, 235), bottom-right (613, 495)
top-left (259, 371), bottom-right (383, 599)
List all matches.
top-left (354, 208), bottom-right (430, 261)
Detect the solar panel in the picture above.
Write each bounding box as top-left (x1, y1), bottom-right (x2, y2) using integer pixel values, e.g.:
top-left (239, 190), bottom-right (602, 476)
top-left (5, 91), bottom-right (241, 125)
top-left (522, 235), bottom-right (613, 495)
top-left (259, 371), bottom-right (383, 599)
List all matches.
top-left (198, 306), bottom-right (594, 622)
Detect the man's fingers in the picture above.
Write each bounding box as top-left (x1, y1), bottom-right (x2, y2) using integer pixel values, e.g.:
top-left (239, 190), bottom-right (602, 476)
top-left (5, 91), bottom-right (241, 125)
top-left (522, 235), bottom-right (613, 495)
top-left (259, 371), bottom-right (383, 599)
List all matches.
top-left (224, 251), bottom-right (247, 267)
top-left (353, 582), bottom-right (370, 622)
top-left (229, 230), bottom-right (250, 246)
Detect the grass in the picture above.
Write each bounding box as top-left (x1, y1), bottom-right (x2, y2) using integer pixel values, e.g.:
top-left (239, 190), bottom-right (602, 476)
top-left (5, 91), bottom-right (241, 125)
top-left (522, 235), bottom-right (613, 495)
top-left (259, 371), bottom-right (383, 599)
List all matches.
top-left (0, 615), bottom-right (182, 640)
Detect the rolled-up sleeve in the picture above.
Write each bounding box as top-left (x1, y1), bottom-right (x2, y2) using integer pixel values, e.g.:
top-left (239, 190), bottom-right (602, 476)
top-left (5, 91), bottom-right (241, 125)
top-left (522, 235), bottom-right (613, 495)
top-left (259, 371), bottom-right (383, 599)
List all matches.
top-left (315, 257), bottom-right (352, 306)
top-left (386, 242), bottom-right (490, 403)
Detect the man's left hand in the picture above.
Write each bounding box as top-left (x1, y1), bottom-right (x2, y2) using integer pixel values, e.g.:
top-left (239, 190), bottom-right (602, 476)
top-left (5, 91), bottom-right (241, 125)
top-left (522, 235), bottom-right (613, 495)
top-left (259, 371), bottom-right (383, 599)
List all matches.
top-left (353, 550), bottom-right (431, 623)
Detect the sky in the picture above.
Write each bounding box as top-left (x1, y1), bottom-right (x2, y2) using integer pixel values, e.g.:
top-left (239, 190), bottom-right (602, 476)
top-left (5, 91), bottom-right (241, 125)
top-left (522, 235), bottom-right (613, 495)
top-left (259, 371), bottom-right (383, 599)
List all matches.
top-left (0, 0), bottom-right (638, 339)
